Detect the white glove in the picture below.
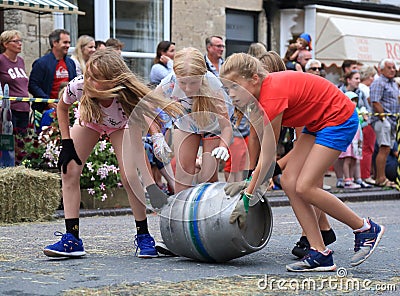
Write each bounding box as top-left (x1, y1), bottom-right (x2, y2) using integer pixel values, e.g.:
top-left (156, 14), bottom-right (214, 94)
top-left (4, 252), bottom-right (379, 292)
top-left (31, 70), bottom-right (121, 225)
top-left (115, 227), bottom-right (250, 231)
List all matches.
top-left (211, 146), bottom-right (229, 161)
top-left (151, 133), bottom-right (172, 163)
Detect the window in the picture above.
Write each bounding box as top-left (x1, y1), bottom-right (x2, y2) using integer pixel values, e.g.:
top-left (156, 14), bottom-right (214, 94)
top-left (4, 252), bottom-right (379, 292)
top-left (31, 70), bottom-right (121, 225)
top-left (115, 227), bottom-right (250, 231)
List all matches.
top-left (70, 0), bottom-right (170, 82)
top-left (111, 0), bottom-right (169, 81)
top-left (225, 9), bottom-right (258, 57)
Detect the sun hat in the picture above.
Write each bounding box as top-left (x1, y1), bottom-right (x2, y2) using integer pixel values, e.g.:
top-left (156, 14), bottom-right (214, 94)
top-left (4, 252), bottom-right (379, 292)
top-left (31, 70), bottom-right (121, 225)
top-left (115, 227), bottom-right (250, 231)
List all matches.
top-left (345, 91), bottom-right (359, 101)
top-left (299, 33), bottom-right (312, 50)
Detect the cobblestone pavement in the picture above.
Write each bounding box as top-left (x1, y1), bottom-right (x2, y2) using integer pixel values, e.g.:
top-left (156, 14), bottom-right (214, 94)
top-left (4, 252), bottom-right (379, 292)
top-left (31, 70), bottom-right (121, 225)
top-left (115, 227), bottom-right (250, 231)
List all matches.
top-left (0, 199), bottom-right (399, 295)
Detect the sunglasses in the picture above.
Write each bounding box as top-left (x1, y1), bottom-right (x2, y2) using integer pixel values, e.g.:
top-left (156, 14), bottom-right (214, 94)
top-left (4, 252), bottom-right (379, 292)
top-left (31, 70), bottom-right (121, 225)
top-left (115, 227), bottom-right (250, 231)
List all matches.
top-left (309, 67), bottom-right (322, 71)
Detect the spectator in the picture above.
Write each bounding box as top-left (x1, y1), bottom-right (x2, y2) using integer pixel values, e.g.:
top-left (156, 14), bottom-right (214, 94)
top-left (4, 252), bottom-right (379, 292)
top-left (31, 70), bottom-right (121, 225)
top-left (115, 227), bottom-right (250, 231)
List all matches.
top-left (105, 38), bottom-right (124, 54)
top-left (95, 40), bottom-right (106, 50)
top-left (336, 70), bottom-right (372, 188)
top-left (338, 91), bottom-right (366, 189)
top-left (247, 42), bottom-right (267, 59)
top-left (296, 50), bottom-right (312, 71)
top-left (204, 36), bottom-right (225, 76)
top-left (149, 41), bottom-right (175, 86)
top-left (359, 65), bottom-right (376, 102)
top-left (373, 142), bottom-right (397, 183)
top-left (71, 35), bottom-right (96, 76)
top-left (28, 29), bottom-right (76, 115)
top-left (283, 33), bottom-right (312, 71)
top-left (358, 65), bottom-right (377, 185)
top-left (305, 59), bottom-right (322, 75)
top-left (334, 68), bottom-right (371, 188)
top-left (0, 30), bottom-right (30, 133)
top-left (370, 58), bottom-right (399, 188)
top-left (339, 70), bottom-right (370, 112)
top-left (337, 59), bottom-right (358, 88)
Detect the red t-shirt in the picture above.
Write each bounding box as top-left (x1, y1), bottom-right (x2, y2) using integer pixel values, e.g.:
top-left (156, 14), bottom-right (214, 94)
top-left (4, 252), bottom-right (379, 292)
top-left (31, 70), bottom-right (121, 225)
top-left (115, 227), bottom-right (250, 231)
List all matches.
top-left (50, 59), bottom-right (69, 99)
top-left (258, 71), bottom-right (355, 132)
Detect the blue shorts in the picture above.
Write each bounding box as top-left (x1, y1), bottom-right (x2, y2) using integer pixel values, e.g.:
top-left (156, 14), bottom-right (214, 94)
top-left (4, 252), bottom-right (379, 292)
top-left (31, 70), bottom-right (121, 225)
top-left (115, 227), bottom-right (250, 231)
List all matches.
top-left (302, 110), bottom-right (359, 152)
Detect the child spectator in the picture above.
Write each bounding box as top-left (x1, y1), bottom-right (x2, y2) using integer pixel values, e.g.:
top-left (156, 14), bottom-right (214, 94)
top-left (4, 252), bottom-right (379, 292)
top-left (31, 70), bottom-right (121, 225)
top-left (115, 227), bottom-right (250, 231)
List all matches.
top-left (283, 33), bottom-right (312, 71)
top-left (338, 91), bottom-right (367, 188)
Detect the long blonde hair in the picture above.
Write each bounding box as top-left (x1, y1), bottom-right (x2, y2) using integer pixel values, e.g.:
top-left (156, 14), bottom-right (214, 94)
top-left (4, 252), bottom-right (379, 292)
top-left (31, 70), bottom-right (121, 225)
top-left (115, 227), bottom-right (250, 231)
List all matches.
top-left (173, 47), bottom-right (225, 127)
top-left (72, 35), bottom-right (95, 74)
top-left (220, 52), bottom-right (267, 81)
top-left (80, 48), bottom-right (182, 128)
top-left (220, 53), bottom-right (267, 128)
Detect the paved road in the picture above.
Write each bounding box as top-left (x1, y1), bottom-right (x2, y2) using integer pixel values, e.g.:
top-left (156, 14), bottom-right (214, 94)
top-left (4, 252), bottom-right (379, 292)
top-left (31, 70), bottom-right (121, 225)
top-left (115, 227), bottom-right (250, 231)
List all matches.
top-left (1, 199), bottom-right (399, 295)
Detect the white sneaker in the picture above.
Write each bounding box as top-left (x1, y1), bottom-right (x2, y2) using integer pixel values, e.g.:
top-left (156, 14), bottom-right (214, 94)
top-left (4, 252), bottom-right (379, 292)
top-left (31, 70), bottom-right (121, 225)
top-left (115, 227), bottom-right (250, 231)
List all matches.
top-left (323, 184), bottom-right (332, 190)
top-left (155, 241), bottom-right (178, 256)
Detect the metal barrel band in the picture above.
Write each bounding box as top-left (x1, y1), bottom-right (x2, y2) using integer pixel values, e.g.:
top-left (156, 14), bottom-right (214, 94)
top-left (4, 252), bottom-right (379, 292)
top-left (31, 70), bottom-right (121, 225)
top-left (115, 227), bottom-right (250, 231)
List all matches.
top-left (188, 183), bottom-right (215, 262)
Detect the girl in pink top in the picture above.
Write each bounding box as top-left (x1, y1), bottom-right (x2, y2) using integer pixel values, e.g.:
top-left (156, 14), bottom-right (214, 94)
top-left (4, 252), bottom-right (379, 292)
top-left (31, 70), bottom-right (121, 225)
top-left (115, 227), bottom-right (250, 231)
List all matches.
top-left (43, 49), bottom-right (182, 259)
top-left (220, 53), bottom-right (384, 272)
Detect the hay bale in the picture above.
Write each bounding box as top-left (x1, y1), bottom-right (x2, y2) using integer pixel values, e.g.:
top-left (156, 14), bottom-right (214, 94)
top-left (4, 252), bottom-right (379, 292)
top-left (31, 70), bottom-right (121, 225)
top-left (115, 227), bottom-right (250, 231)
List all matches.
top-left (0, 166), bottom-right (61, 223)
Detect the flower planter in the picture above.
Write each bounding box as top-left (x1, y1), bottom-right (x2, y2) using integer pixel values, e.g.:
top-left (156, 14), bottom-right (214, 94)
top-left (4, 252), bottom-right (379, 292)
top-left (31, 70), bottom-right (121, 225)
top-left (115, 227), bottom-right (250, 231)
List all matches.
top-left (80, 187), bottom-right (129, 209)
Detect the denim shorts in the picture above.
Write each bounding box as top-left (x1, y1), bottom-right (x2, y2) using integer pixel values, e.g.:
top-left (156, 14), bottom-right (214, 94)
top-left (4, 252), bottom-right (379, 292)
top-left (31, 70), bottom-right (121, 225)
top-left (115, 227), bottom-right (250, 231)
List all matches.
top-left (302, 109), bottom-right (359, 152)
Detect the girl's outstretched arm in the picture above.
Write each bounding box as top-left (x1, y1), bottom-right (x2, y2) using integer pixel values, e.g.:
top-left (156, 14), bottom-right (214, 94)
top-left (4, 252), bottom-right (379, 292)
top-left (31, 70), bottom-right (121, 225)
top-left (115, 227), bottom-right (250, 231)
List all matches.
top-left (247, 112), bottom-right (282, 194)
top-left (57, 96), bottom-right (72, 140)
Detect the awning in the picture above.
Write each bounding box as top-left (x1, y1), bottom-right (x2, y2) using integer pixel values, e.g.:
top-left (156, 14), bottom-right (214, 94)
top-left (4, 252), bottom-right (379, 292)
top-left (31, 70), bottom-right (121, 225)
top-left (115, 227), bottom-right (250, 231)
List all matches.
top-left (0, 0), bottom-right (85, 15)
top-left (315, 12), bottom-right (400, 67)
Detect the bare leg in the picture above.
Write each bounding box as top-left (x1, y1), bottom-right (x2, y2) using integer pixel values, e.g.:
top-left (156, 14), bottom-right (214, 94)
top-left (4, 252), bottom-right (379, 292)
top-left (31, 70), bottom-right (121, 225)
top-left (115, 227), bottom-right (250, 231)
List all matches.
top-left (197, 137), bottom-right (220, 183)
top-left (333, 158), bottom-right (344, 185)
top-left (173, 129), bottom-right (201, 193)
top-left (375, 145), bottom-right (390, 184)
top-left (111, 129), bottom-right (147, 220)
top-left (281, 134), bottom-right (364, 252)
top-left (63, 125), bottom-right (100, 219)
top-left (343, 157), bottom-right (351, 180)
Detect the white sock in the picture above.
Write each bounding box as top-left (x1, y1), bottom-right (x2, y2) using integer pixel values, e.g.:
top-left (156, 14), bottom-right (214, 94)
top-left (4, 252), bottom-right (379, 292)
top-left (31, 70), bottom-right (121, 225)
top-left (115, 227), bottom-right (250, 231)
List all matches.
top-left (354, 218), bottom-right (371, 232)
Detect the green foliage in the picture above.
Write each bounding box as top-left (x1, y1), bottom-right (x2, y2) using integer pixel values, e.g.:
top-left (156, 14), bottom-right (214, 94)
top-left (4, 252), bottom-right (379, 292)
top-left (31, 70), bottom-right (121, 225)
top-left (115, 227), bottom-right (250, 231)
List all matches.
top-left (16, 108), bottom-right (121, 201)
top-left (80, 136), bottom-right (122, 201)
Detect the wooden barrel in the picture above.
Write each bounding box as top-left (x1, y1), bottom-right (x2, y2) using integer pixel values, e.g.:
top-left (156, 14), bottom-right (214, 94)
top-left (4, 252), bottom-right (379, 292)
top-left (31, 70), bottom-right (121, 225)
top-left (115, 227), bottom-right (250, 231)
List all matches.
top-left (159, 182), bottom-right (273, 262)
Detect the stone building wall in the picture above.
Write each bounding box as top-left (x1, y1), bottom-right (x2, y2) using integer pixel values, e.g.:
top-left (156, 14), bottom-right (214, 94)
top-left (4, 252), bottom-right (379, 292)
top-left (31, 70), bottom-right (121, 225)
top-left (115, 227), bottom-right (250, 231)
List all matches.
top-left (171, 0), bottom-right (264, 55)
top-left (3, 10), bottom-right (53, 75)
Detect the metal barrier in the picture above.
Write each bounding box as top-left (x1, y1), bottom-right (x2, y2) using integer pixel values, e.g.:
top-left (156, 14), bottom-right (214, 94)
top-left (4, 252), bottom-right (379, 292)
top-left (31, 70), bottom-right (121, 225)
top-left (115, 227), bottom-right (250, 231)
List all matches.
top-left (0, 85), bottom-right (59, 167)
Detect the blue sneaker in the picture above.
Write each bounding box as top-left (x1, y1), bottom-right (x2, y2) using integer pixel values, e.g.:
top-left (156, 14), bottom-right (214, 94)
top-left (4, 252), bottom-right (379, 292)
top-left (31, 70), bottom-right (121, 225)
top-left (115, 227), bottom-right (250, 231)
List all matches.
top-left (286, 248), bottom-right (337, 272)
top-left (134, 234), bottom-right (158, 258)
top-left (351, 218), bottom-right (384, 266)
top-left (43, 231), bottom-right (86, 258)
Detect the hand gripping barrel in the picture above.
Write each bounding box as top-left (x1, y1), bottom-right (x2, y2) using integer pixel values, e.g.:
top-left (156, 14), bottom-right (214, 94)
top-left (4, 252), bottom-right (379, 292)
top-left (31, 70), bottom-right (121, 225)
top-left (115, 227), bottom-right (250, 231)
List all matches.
top-left (159, 182), bottom-right (273, 262)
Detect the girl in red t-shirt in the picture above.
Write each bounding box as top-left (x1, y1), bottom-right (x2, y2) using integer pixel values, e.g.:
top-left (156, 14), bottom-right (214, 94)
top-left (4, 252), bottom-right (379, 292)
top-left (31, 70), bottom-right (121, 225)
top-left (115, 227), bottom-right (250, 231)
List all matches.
top-left (220, 53), bottom-right (384, 272)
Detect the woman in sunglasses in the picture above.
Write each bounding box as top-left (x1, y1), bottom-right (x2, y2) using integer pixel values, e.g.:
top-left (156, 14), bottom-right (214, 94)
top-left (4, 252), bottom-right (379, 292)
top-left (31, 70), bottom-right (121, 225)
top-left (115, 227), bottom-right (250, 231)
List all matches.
top-left (305, 59), bottom-right (324, 77)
